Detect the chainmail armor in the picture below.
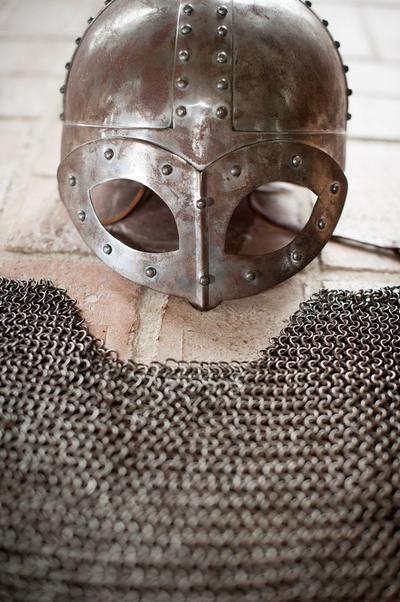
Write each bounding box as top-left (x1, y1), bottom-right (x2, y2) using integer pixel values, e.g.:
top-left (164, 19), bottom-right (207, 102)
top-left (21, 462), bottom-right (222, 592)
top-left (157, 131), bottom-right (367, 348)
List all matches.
top-left (0, 278), bottom-right (399, 602)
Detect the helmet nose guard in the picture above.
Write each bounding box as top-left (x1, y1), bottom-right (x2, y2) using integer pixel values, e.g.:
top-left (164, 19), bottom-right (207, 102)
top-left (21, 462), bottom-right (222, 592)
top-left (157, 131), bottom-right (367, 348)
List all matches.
top-left (58, 0), bottom-right (350, 310)
top-left (58, 138), bottom-right (347, 310)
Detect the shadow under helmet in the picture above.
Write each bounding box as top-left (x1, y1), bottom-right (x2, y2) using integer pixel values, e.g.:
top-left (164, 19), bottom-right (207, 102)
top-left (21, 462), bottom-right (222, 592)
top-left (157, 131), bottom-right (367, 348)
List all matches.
top-left (58, 0), bottom-right (350, 310)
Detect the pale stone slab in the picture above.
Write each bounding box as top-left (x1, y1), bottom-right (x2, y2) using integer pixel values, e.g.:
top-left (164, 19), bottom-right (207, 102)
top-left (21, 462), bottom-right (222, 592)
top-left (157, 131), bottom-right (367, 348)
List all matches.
top-left (131, 288), bottom-right (170, 364)
top-left (0, 121), bottom-right (32, 209)
top-left (304, 272), bottom-right (400, 301)
top-left (348, 95), bottom-right (400, 141)
top-left (312, 3), bottom-right (375, 60)
top-left (0, 77), bottom-right (59, 118)
top-left (364, 6), bottom-right (400, 62)
top-left (0, 0), bottom-right (102, 39)
top-left (33, 117), bottom-right (62, 177)
top-left (0, 253), bottom-right (141, 360)
top-left (0, 40), bottom-right (71, 77)
top-left (322, 241), bottom-right (400, 273)
top-left (322, 276), bottom-right (400, 291)
top-left (348, 60), bottom-right (400, 98)
top-left (322, 140), bottom-right (400, 272)
top-left (2, 175), bottom-right (89, 255)
top-left (153, 277), bottom-right (306, 363)
top-left (0, 0), bottom-right (16, 28)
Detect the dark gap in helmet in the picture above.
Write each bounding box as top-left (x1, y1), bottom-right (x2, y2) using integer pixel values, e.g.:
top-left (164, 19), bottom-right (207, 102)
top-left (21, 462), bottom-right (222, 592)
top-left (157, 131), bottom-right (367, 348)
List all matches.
top-left (90, 179), bottom-right (179, 253)
top-left (225, 182), bottom-right (318, 256)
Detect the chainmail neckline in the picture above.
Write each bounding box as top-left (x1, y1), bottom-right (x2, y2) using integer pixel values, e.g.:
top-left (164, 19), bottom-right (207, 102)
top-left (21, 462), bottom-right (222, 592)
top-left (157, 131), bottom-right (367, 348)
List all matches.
top-left (0, 278), bottom-right (399, 602)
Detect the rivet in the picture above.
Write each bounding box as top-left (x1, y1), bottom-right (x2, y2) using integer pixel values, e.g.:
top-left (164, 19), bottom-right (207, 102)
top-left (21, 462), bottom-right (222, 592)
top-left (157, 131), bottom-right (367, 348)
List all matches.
top-left (181, 24), bottom-right (192, 35)
top-left (176, 105), bottom-right (187, 117)
top-left (176, 77), bottom-right (188, 89)
top-left (68, 175), bottom-right (76, 187)
top-left (347, 88), bottom-right (353, 96)
top-left (196, 198), bottom-right (207, 210)
top-left (217, 25), bottom-right (228, 37)
top-left (217, 6), bottom-right (228, 17)
top-left (217, 51), bottom-right (228, 64)
top-left (344, 65), bottom-right (349, 73)
top-left (230, 165), bottom-right (241, 177)
top-left (245, 271), bottom-right (256, 282)
top-left (75, 38), bottom-right (81, 45)
top-left (88, 17), bottom-right (94, 24)
top-left (331, 182), bottom-right (340, 194)
top-left (65, 62), bottom-right (71, 70)
top-left (291, 155), bottom-right (302, 168)
top-left (322, 19), bottom-right (329, 26)
top-left (146, 267), bottom-right (157, 279)
top-left (305, 1), bottom-right (312, 7)
top-left (77, 210), bottom-right (86, 222)
top-left (318, 218), bottom-right (326, 230)
top-left (183, 4), bottom-right (193, 15)
top-left (162, 164), bottom-right (173, 176)
top-left (103, 244), bottom-right (112, 255)
top-left (59, 85), bottom-right (66, 94)
top-left (59, 112), bottom-right (65, 121)
top-left (104, 148), bottom-right (114, 160)
top-left (217, 77), bottom-right (229, 90)
top-left (335, 41), bottom-right (341, 49)
top-left (199, 275), bottom-right (211, 287)
top-left (179, 49), bottom-right (190, 62)
top-left (347, 112), bottom-right (352, 120)
top-left (216, 106), bottom-right (228, 119)
top-left (292, 250), bottom-right (302, 262)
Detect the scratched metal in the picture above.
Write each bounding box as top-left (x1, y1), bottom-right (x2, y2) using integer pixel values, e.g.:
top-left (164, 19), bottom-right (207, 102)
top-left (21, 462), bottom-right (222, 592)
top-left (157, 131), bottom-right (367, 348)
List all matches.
top-left (58, 0), bottom-right (350, 310)
top-left (0, 279), bottom-right (399, 601)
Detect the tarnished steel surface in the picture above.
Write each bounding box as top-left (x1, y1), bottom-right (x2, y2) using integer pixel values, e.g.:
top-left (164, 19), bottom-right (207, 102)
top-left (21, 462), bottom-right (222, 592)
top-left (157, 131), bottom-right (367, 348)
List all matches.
top-left (58, 0), bottom-right (350, 310)
top-left (59, 138), bottom-right (346, 309)
top-left (1, 279), bottom-right (400, 601)
top-left (233, 0), bottom-right (348, 133)
top-left (64, 0), bottom-right (177, 128)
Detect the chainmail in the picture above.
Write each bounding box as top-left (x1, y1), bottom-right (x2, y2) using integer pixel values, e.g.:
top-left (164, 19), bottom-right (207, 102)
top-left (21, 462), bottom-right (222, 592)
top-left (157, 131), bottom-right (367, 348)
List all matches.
top-left (0, 277), bottom-right (399, 602)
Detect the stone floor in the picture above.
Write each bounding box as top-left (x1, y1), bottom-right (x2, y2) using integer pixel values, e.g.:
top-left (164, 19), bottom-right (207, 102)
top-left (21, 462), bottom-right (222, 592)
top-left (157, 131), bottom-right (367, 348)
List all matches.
top-left (0, 0), bottom-right (399, 362)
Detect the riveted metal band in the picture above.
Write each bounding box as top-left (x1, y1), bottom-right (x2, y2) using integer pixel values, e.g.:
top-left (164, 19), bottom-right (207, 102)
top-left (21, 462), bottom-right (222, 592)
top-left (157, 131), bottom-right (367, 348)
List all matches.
top-left (173, 0), bottom-right (234, 164)
top-left (58, 138), bottom-right (347, 310)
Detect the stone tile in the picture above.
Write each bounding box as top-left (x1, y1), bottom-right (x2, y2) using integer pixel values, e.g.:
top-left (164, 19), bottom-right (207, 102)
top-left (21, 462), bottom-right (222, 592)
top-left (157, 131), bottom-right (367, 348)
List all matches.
top-left (33, 117), bottom-right (62, 177)
top-left (0, 77), bottom-right (59, 118)
top-left (348, 95), bottom-right (400, 141)
top-left (322, 140), bottom-right (400, 272)
top-left (0, 164), bottom-right (15, 215)
top-left (0, 0), bottom-right (16, 28)
top-left (2, 175), bottom-right (89, 255)
top-left (131, 288), bottom-right (170, 364)
top-left (0, 120), bottom-right (32, 162)
top-left (0, 121), bottom-right (32, 209)
top-left (363, 6), bottom-right (400, 61)
top-left (0, 0), bottom-right (102, 40)
top-left (322, 275), bottom-right (400, 291)
top-left (0, 253), bottom-right (141, 359)
top-left (0, 40), bottom-right (71, 77)
top-left (348, 60), bottom-right (400, 98)
top-left (313, 3), bottom-right (374, 60)
top-left (154, 278), bottom-right (305, 363)
top-left (304, 271), bottom-right (400, 301)
top-left (322, 241), bottom-right (400, 274)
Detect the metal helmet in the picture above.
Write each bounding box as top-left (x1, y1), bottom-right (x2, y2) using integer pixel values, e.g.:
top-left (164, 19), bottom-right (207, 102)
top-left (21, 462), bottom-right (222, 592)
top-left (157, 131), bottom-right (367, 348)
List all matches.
top-left (58, 0), bottom-right (350, 310)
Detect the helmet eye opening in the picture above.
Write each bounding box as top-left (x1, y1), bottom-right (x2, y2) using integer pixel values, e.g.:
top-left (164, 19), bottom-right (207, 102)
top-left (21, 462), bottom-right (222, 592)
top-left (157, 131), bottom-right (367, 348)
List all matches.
top-left (225, 182), bottom-right (318, 256)
top-left (90, 179), bottom-right (179, 254)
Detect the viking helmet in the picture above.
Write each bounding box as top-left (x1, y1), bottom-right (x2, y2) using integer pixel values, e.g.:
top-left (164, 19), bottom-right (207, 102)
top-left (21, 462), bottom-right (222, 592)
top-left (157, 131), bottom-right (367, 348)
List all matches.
top-left (58, 0), bottom-right (350, 310)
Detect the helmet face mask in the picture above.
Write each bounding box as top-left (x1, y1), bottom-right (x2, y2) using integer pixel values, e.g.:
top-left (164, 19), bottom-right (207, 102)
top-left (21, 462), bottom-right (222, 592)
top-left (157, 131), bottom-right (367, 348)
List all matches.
top-left (58, 0), bottom-right (349, 310)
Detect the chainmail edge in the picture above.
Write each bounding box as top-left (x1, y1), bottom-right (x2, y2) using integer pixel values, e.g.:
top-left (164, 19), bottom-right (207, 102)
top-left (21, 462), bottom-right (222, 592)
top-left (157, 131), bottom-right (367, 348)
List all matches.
top-left (0, 277), bottom-right (399, 602)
